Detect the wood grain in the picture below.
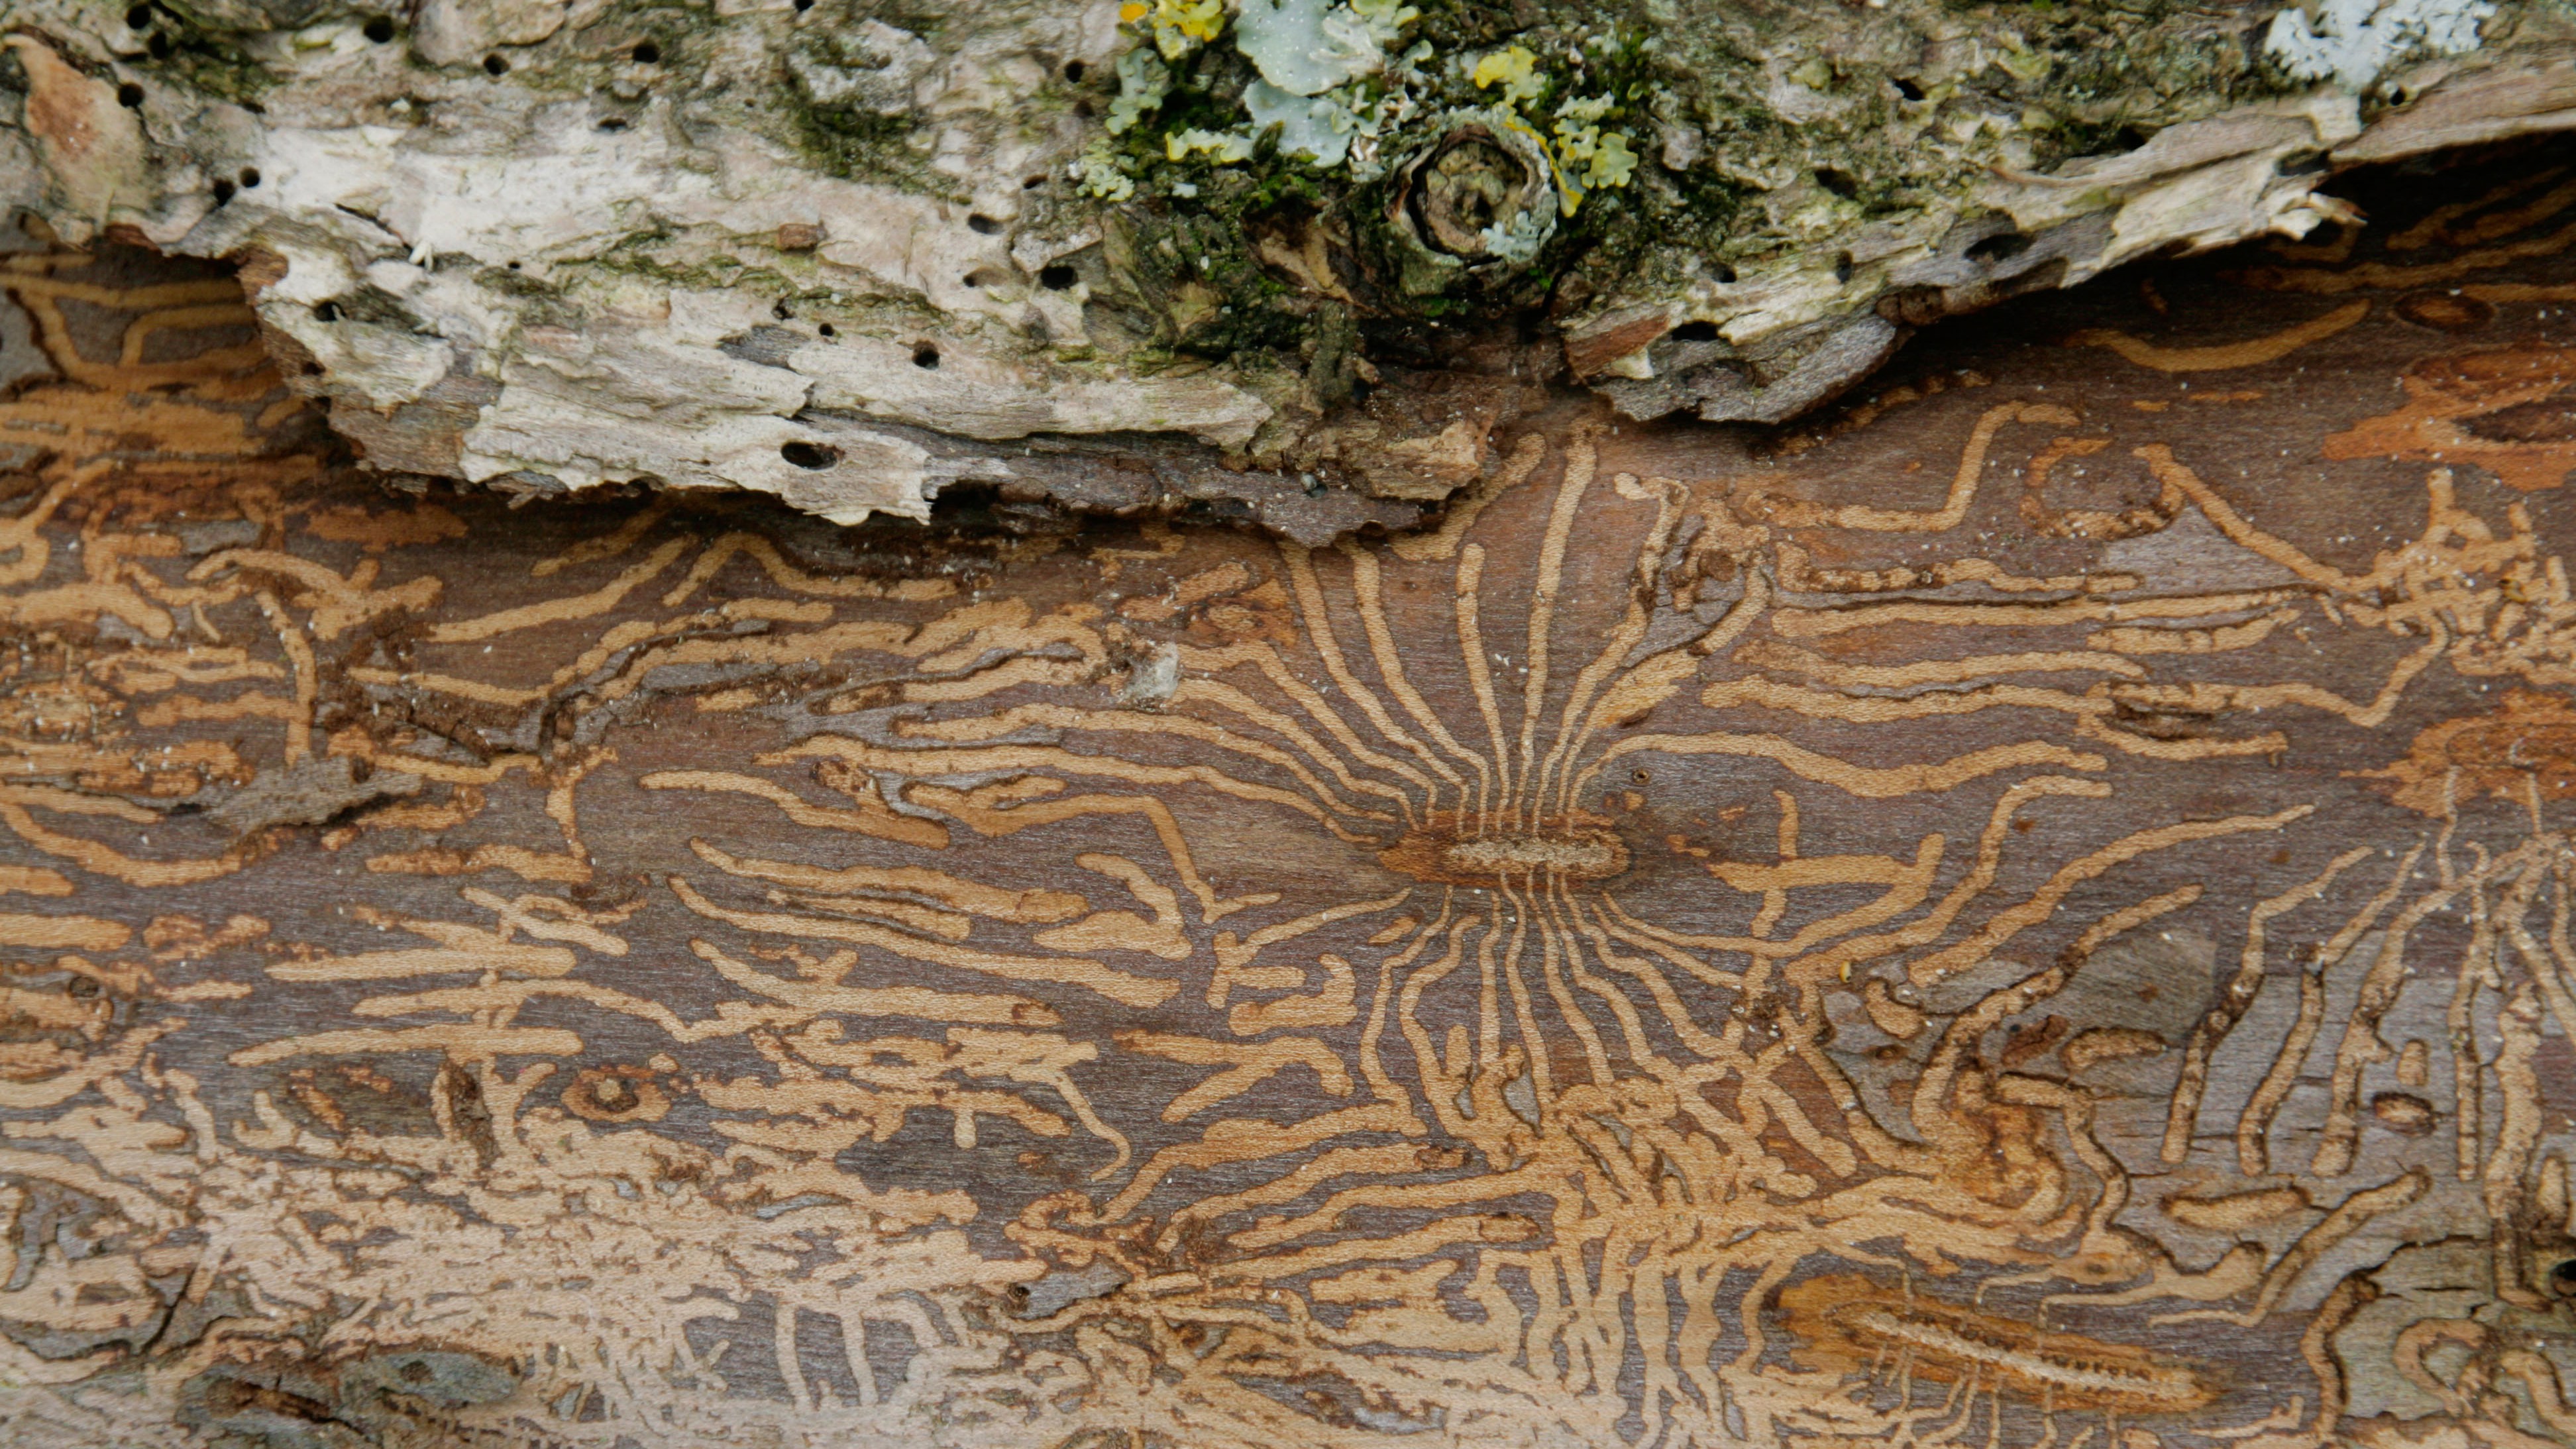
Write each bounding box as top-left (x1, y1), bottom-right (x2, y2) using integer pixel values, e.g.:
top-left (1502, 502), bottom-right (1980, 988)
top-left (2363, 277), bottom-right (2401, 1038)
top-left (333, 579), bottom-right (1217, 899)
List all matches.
top-left (0, 154), bottom-right (2571, 1448)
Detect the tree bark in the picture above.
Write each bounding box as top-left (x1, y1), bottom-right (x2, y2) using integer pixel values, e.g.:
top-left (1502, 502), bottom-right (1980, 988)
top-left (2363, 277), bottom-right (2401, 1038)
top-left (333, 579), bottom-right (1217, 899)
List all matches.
top-left (9, 0), bottom-right (2576, 528)
top-left (0, 136), bottom-right (2572, 1449)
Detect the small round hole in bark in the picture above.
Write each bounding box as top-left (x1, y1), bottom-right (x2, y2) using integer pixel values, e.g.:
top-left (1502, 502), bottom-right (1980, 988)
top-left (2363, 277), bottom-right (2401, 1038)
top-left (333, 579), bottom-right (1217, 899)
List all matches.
top-left (1816, 168), bottom-right (1859, 199)
top-left (1670, 321), bottom-right (1719, 343)
top-left (817, 323), bottom-right (835, 337)
top-left (313, 301), bottom-right (339, 322)
top-left (238, 166), bottom-right (260, 188)
top-left (1039, 264), bottom-right (1078, 290)
top-left (211, 179), bottom-right (235, 206)
top-left (631, 40), bottom-right (659, 64)
top-left (1833, 252), bottom-right (1854, 285)
top-left (483, 53), bottom-right (508, 76)
top-left (912, 344), bottom-right (940, 369)
top-left (597, 116), bottom-right (629, 132)
top-left (1967, 231), bottom-right (2031, 264)
top-left (125, 4), bottom-right (151, 27)
top-left (2551, 1258), bottom-right (2576, 1295)
top-left (362, 14), bottom-right (394, 41)
top-left (1892, 76), bottom-right (1923, 101)
top-left (147, 31), bottom-right (171, 58)
top-left (779, 441), bottom-right (839, 470)
top-left (117, 82), bottom-right (145, 108)
top-left (968, 214), bottom-right (1001, 235)
top-left (1024, 174), bottom-right (1046, 189)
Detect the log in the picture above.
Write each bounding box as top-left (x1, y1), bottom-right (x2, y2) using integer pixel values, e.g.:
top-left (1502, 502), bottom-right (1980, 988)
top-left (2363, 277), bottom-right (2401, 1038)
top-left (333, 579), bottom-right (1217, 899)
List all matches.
top-left (9, 0), bottom-right (2576, 525)
top-left (0, 142), bottom-right (2571, 1448)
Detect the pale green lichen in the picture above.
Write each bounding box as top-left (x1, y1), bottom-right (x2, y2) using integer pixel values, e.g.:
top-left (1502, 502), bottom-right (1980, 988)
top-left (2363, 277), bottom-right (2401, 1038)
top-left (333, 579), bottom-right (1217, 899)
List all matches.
top-left (1479, 207), bottom-right (1550, 264)
top-left (1076, 137), bottom-right (1139, 201)
top-left (2265, 0), bottom-right (2496, 89)
top-left (1236, 0), bottom-right (1397, 95)
top-left (1165, 127), bottom-right (1254, 162)
top-left (1106, 47), bottom-right (1171, 135)
top-left (1099, 0), bottom-right (1424, 192)
top-left (1244, 80), bottom-right (1362, 166)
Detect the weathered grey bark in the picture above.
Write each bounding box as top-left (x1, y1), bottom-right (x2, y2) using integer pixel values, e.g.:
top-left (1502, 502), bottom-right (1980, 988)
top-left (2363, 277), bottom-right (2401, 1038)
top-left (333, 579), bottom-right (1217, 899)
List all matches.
top-left (7, 0), bottom-right (2576, 527)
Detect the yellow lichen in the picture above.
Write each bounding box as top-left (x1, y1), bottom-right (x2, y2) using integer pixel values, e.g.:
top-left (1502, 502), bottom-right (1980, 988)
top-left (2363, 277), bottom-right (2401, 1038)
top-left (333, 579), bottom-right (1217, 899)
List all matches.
top-left (1139, 0), bottom-right (1226, 60)
top-left (1583, 131), bottom-right (1636, 189)
top-left (1471, 45), bottom-right (1545, 107)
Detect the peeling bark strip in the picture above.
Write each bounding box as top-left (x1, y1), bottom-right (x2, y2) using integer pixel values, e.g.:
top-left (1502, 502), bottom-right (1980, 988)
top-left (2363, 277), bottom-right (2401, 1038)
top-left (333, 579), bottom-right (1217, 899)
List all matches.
top-left (4, 154), bottom-right (2576, 1448)
top-left (11, 1), bottom-right (2576, 521)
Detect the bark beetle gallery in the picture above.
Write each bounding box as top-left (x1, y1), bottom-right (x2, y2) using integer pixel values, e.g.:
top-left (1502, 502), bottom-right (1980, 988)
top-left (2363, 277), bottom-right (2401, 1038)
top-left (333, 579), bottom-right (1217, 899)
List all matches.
top-left (0, 154), bottom-right (2571, 1449)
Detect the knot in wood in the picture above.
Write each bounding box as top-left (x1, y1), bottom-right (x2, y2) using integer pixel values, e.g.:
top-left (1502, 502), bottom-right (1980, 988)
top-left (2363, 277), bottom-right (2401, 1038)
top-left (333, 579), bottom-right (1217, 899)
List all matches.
top-left (1394, 116), bottom-right (1556, 267)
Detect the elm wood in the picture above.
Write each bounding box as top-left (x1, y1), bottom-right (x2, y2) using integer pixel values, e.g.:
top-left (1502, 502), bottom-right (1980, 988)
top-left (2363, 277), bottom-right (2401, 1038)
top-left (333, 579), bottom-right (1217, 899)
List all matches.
top-left (0, 155), bottom-right (2570, 1448)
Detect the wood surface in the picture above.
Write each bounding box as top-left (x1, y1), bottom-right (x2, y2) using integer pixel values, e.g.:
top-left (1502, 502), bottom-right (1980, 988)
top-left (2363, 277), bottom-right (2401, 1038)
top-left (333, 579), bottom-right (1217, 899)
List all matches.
top-left (0, 150), bottom-right (2571, 1449)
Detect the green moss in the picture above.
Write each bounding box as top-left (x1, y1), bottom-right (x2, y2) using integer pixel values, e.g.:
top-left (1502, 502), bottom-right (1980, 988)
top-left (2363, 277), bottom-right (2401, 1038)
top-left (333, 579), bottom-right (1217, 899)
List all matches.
top-left (2012, 3), bottom-right (2282, 165)
top-left (561, 233), bottom-right (798, 297)
top-left (1101, 188), bottom-right (1306, 358)
top-left (784, 103), bottom-right (949, 193)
